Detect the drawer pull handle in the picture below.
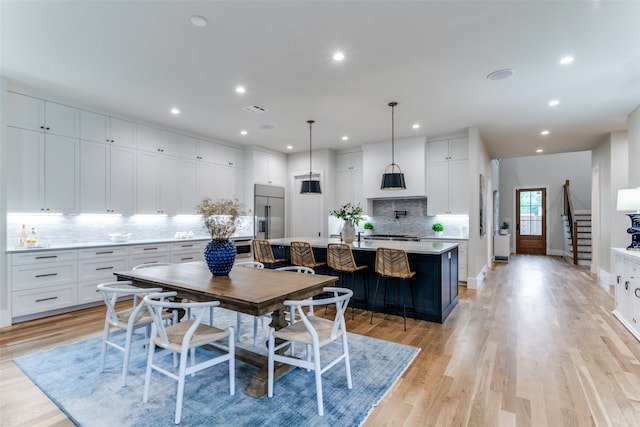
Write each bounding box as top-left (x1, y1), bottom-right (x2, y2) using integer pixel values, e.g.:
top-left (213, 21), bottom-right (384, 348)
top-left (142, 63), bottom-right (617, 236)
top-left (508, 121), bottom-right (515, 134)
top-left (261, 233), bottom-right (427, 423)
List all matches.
top-left (143, 248), bottom-right (158, 251)
top-left (35, 255), bottom-right (58, 259)
top-left (35, 273), bottom-right (58, 278)
top-left (182, 257), bottom-right (194, 261)
top-left (96, 251), bottom-right (114, 255)
top-left (96, 266), bottom-right (114, 271)
top-left (36, 296), bottom-right (58, 303)
top-left (181, 245), bottom-right (194, 248)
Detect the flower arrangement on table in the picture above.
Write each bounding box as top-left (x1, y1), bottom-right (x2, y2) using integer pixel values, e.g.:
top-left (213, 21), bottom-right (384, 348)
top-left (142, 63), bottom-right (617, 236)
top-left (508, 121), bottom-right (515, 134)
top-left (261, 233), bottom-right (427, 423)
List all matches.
top-left (330, 202), bottom-right (364, 225)
top-left (197, 197), bottom-right (249, 240)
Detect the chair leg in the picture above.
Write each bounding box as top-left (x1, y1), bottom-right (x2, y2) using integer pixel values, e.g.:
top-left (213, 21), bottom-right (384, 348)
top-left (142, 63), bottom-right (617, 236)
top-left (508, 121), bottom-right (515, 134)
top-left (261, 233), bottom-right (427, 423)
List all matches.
top-left (99, 320), bottom-right (110, 372)
top-left (341, 330), bottom-right (353, 389)
top-left (267, 331), bottom-right (275, 398)
top-left (313, 344), bottom-right (324, 416)
top-left (236, 313), bottom-right (242, 343)
top-left (370, 275), bottom-right (382, 324)
top-left (228, 329), bottom-right (236, 396)
top-left (175, 351), bottom-right (188, 424)
top-left (121, 327), bottom-right (134, 387)
top-left (402, 279), bottom-right (407, 331)
top-left (142, 340), bottom-right (156, 403)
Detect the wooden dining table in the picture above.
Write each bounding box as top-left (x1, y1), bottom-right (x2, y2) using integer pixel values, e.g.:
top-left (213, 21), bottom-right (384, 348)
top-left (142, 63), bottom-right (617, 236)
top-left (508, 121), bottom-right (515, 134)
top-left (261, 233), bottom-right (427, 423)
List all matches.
top-left (114, 261), bottom-right (338, 397)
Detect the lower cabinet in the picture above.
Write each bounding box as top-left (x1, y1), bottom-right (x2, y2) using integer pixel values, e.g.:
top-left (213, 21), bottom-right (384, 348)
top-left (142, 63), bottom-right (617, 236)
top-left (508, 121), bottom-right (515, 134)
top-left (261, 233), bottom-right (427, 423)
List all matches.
top-left (420, 239), bottom-right (467, 282)
top-left (8, 240), bottom-right (209, 323)
top-left (613, 248), bottom-right (640, 341)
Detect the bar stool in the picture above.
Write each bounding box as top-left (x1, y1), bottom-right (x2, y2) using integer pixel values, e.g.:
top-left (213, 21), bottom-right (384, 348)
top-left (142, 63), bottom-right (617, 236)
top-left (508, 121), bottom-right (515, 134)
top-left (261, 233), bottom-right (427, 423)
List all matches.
top-left (290, 241), bottom-right (326, 272)
top-left (252, 239), bottom-right (287, 268)
top-left (327, 243), bottom-right (368, 319)
top-left (370, 247), bottom-right (416, 331)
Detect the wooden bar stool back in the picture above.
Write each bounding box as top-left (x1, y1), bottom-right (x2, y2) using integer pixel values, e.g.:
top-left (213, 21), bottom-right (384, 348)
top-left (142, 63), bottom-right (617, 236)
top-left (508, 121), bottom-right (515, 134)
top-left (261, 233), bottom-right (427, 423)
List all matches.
top-left (370, 247), bottom-right (417, 331)
top-left (327, 243), bottom-right (368, 319)
top-left (290, 241), bottom-right (326, 270)
top-left (252, 239), bottom-right (287, 268)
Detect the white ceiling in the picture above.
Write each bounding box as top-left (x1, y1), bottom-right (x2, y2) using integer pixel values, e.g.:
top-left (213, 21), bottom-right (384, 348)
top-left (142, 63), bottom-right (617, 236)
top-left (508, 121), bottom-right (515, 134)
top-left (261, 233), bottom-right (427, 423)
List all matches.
top-left (2, 1), bottom-right (639, 159)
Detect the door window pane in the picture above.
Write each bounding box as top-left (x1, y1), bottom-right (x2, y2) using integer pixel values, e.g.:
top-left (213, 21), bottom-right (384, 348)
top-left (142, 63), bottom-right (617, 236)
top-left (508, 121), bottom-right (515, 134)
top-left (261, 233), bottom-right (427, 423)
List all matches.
top-left (519, 190), bottom-right (542, 236)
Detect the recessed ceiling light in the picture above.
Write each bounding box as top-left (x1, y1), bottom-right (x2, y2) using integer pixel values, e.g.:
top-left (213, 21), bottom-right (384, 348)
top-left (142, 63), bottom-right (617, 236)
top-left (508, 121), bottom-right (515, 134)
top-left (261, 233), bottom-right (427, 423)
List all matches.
top-left (240, 130), bottom-right (247, 135)
top-left (286, 145), bottom-right (293, 150)
top-left (235, 86), bottom-right (246, 94)
top-left (341, 136), bottom-right (349, 141)
top-left (412, 124), bottom-right (420, 129)
top-left (190, 15), bottom-right (208, 27)
top-left (170, 108), bottom-right (180, 115)
top-left (560, 55), bottom-right (574, 65)
top-left (486, 68), bottom-right (515, 80)
top-left (548, 99), bottom-right (560, 107)
top-left (540, 130), bottom-right (550, 135)
top-left (536, 149), bottom-right (544, 153)
top-left (333, 51), bottom-right (345, 61)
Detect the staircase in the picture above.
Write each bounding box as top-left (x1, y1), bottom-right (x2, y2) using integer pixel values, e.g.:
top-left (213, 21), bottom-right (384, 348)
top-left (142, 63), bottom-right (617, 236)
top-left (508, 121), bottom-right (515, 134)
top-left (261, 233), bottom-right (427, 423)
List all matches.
top-left (562, 211), bottom-right (592, 266)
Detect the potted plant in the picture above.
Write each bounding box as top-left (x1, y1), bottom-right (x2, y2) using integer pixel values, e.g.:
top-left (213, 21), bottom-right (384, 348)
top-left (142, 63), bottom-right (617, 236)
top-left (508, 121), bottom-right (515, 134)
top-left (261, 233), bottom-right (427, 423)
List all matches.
top-left (330, 202), bottom-right (363, 243)
top-left (363, 222), bottom-right (374, 235)
top-left (432, 223), bottom-right (444, 238)
top-left (197, 197), bottom-right (249, 275)
top-left (499, 221), bottom-right (509, 235)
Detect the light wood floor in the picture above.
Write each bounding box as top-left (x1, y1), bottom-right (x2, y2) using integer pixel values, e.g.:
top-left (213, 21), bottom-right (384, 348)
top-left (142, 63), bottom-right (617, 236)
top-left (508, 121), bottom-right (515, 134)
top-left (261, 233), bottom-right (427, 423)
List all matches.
top-left (1, 255), bottom-right (639, 426)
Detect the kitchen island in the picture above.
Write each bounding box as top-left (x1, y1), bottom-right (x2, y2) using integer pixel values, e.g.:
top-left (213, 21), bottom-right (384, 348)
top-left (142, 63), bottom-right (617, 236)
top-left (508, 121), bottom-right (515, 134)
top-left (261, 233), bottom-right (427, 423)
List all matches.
top-left (267, 237), bottom-right (459, 323)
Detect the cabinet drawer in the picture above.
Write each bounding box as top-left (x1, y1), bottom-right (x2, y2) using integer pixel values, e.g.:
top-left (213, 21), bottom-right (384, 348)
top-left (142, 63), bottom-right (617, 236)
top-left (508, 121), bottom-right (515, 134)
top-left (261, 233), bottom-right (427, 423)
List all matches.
top-left (12, 285), bottom-right (76, 317)
top-left (78, 257), bottom-right (128, 282)
top-left (11, 250), bottom-right (76, 266)
top-left (130, 244), bottom-right (169, 256)
top-left (78, 246), bottom-right (130, 259)
top-left (170, 241), bottom-right (205, 253)
top-left (78, 281), bottom-right (106, 304)
top-left (170, 252), bottom-right (203, 264)
top-left (131, 254), bottom-right (171, 268)
top-left (12, 263), bottom-right (76, 291)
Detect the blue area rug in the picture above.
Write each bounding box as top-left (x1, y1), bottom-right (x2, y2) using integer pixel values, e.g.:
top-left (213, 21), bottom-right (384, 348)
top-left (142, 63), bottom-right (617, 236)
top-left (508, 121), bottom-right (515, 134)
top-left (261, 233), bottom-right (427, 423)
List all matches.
top-left (14, 309), bottom-right (420, 426)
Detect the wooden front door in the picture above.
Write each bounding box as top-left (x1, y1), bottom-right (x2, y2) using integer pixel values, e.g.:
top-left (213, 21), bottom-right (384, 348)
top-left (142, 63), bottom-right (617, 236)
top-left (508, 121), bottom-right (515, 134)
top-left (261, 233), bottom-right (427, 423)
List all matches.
top-left (516, 188), bottom-right (546, 255)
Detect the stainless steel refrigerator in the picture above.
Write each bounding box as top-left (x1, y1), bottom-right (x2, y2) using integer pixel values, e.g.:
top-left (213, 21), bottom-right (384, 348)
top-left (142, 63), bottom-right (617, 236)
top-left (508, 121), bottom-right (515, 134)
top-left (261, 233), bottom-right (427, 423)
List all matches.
top-left (254, 184), bottom-right (285, 239)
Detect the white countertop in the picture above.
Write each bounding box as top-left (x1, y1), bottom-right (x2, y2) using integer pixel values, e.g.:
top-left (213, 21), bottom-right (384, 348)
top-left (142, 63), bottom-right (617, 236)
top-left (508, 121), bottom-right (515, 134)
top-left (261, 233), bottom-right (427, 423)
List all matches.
top-left (268, 237), bottom-right (459, 255)
top-left (5, 236), bottom-right (253, 254)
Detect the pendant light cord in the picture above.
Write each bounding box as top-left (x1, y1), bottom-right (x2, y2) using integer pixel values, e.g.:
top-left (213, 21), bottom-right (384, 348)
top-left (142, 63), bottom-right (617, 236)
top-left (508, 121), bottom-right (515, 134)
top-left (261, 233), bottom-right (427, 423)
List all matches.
top-left (389, 101), bottom-right (397, 166)
top-left (308, 119), bottom-right (314, 180)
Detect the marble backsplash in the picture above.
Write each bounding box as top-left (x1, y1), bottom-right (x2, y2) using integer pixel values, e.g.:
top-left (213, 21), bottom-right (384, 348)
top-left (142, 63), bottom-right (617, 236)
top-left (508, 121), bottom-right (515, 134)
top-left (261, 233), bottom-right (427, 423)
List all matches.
top-left (6, 214), bottom-right (254, 249)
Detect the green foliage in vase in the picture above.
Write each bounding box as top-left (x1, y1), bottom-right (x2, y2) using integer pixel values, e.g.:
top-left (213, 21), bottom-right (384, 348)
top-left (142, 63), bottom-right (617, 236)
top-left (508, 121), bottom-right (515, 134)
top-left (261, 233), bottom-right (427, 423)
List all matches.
top-left (363, 222), bottom-right (374, 230)
top-left (501, 221), bottom-right (510, 230)
top-left (197, 197), bottom-right (249, 240)
top-left (432, 223), bottom-right (444, 232)
top-left (330, 202), bottom-right (364, 225)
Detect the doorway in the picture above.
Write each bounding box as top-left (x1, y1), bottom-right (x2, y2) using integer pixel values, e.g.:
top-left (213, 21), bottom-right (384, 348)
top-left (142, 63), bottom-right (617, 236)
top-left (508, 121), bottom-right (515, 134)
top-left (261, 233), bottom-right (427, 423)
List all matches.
top-left (516, 188), bottom-right (547, 254)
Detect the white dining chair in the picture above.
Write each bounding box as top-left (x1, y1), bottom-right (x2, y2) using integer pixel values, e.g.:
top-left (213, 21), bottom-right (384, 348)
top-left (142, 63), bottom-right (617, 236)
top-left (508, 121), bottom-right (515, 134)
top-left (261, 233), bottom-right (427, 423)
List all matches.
top-left (267, 287), bottom-right (353, 416)
top-left (142, 292), bottom-right (235, 425)
top-left (97, 281), bottom-right (175, 387)
top-left (235, 261), bottom-right (265, 345)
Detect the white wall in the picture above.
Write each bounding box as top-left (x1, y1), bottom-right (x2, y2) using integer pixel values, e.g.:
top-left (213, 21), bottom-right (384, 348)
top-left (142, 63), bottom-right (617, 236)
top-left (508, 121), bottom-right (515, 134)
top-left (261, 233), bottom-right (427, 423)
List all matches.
top-left (629, 105), bottom-right (640, 188)
top-left (499, 151), bottom-right (592, 256)
top-left (0, 77), bottom-right (8, 326)
top-left (466, 127), bottom-right (493, 289)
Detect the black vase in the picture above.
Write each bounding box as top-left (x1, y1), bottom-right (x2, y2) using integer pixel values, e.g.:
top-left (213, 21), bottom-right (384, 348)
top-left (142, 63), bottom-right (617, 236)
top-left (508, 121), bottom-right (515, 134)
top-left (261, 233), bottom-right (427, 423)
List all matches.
top-left (204, 239), bottom-right (237, 276)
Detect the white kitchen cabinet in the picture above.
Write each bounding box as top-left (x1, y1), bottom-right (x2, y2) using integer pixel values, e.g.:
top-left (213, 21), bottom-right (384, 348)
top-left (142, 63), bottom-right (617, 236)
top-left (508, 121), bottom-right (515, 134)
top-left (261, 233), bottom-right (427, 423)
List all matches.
top-left (335, 151), bottom-right (365, 213)
top-left (181, 135), bottom-right (215, 162)
top-left (170, 241), bottom-right (205, 264)
top-left (7, 92), bottom-right (80, 138)
top-left (136, 151), bottom-right (180, 214)
top-left (10, 249), bottom-right (78, 318)
top-left (136, 125), bottom-right (180, 157)
top-left (77, 247), bottom-right (129, 304)
top-left (130, 243), bottom-right (171, 268)
top-left (427, 138), bottom-right (469, 215)
top-left (362, 137), bottom-right (427, 199)
top-left (79, 140), bottom-right (136, 214)
top-left (613, 249), bottom-right (640, 341)
top-left (252, 150), bottom-right (287, 186)
top-left (6, 127), bottom-right (78, 213)
top-left (180, 158), bottom-right (216, 213)
top-left (216, 143), bottom-right (245, 169)
top-left (215, 164), bottom-right (245, 203)
top-left (80, 110), bottom-right (135, 147)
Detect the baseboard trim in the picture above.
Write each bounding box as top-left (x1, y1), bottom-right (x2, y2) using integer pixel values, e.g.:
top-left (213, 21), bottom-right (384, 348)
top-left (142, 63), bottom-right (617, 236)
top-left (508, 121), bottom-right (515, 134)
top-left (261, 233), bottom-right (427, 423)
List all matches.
top-left (466, 265), bottom-right (487, 290)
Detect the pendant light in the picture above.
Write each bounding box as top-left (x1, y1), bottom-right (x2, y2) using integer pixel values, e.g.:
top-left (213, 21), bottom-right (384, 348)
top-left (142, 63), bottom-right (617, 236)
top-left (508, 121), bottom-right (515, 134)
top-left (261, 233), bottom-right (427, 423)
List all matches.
top-left (380, 101), bottom-right (406, 190)
top-left (300, 119), bottom-right (322, 194)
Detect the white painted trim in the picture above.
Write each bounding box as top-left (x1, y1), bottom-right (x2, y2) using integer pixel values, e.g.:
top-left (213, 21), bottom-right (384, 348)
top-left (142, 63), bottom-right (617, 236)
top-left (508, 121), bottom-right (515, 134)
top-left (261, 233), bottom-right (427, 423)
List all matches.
top-left (547, 248), bottom-right (563, 256)
top-left (598, 268), bottom-right (611, 287)
top-left (0, 310), bottom-right (11, 327)
top-left (466, 264), bottom-right (487, 289)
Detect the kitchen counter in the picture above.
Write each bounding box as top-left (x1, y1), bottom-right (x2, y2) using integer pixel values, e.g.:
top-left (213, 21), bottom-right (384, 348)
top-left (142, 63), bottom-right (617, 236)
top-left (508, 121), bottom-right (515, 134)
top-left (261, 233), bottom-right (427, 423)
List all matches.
top-left (5, 236), bottom-right (253, 254)
top-left (267, 237), bottom-right (459, 323)
top-left (268, 237), bottom-right (459, 255)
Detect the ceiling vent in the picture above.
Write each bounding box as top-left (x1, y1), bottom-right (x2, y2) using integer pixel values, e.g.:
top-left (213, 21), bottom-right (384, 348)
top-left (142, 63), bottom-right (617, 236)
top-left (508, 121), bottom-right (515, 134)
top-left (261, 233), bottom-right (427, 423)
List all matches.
top-left (243, 104), bottom-right (267, 114)
top-left (487, 68), bottom-right (515, 81)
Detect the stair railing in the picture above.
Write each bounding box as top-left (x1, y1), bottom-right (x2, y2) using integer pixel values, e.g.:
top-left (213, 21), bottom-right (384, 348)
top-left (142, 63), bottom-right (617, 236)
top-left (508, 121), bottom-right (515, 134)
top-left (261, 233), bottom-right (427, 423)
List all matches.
top-left (563, 179), bottom-right (578, 264)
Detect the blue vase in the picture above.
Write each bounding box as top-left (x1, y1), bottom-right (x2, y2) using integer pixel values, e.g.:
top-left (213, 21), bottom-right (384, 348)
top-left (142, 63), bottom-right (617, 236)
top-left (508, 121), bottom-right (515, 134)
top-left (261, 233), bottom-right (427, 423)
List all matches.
top-left (204, 239), bottom-right (237, 276)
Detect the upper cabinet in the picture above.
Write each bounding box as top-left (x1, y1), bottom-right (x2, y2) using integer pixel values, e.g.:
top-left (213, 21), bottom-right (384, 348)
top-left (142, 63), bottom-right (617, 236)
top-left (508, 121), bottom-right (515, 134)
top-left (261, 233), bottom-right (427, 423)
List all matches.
top-left (80, 110), bottom-right (135, 147)
top-left (252, 150), bottom-right (287, 186)
top-left (136, 126), bottom-right (180, 157)
top-left (427, 137), bottom-right (469, 215)
top-left (7, 92), bottom-right (80, 138)
top-left (362, 137), bottom-right (427, 199)
top-left (181, 135), bottom-right (215, 163)
top-left (215, 144), bottom-right (245, 168)
top-left (336, 151), bottom-right (364, 212)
